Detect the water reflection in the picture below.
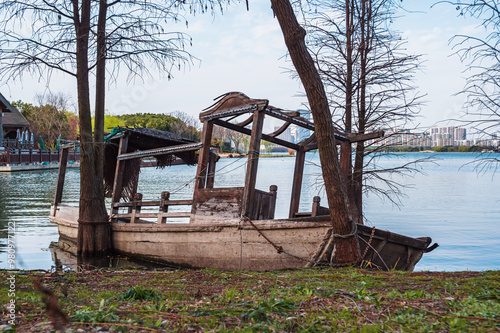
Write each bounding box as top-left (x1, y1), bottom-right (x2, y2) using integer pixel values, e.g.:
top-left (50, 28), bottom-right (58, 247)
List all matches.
top-left (50, 237), bottom-right (176, 271)
top-left (0, 170), bottom-right (62, 269)
top-left (1, 153), bottom-right (499, 271)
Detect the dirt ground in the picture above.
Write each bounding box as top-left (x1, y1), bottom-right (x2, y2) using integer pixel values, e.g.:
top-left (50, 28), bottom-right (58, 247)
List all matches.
top-left (1, 268), bottom-right (499, 332)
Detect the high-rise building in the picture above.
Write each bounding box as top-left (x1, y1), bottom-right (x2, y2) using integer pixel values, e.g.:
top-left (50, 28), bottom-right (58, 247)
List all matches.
top-left (297, 109), bottom-right (312, 143)
top-left (430, 126), bottom-right (467, 146)
top-left (274, 126), bottom-right (292, 142)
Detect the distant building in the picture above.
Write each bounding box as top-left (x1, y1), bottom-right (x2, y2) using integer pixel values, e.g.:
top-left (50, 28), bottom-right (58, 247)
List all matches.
top-left (430, 126), bottom-right (467, 146)
top-left (366, 125), bottom-right (499, 148)
top-left (0, 92), bottom-right (31, 148)
top-left (297, 109), bottom-right (312, 143)
top-left (274, 126), bottom-right (292, 143)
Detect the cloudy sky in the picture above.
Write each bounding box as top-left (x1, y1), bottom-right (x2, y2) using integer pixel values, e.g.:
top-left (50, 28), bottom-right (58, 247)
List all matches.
top-left (1, 0), bottom-right (486, 129)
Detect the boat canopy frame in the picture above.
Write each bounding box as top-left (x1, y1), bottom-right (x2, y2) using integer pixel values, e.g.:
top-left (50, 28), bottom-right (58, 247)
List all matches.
top-left (193, 92), bottom-right (384, 220)
top-left (53, 92), bottom-right (384, 224)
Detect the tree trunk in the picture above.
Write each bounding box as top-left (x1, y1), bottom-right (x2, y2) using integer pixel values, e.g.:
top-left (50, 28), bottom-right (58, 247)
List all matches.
top-left (270, 0), bottom-right (360, 265)
top-left (94, 0), bottom-right (107, 188)
top-left (351, 0), bottom-right (371, 223)
top-left (74, 0), bottom-right (111, 256)
top-left (343, 0), bottom-right (362, 223)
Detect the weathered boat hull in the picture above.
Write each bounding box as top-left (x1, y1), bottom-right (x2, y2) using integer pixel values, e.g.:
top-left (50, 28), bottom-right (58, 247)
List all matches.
top-left (50, 204), bottom-right (435, 271)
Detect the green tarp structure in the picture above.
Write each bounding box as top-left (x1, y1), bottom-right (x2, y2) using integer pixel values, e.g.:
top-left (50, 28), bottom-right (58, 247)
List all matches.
top-left (39, 136), bottom-right (45, 150)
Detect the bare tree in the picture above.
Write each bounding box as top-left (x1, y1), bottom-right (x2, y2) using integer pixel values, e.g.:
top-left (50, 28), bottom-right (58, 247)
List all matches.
top-left (0, 0), bottom-right (201, 255)
top-left (227, 128), bottom-right (246, 153)
top-left (170, 111), bottom-right (201, 131)
top-left (303, 0), bottom-right (424, 222)
top-left (212, 122), bottom-right (248, 153)
top-left (14, 93), bottom-right (74, 148)
top-left (445, 0), bottom-right (500, 170)
top-left (35, 92), bottom-right (74, 147)
top-left (170, 110), bottom-right (202, 140)
top-left (270, 0), bottom-right (360, 266)
top-left (35, 92), bottom-right (74, 114)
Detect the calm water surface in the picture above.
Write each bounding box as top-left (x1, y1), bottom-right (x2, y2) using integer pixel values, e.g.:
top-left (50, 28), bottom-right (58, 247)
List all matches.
top-left (0, 152), bottom-right (498, 271)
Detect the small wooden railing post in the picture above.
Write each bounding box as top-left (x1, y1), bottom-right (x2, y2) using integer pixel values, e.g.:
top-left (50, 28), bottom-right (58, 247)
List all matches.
top-left (130, 193), bottom-right (143, 224)
top-left (311, 196), bottom-right (321, 217)
top-left (158, 191), bottom-right (170, 223)
top-left (206, 152), bottom-right (217, 189)
top-left (269, 185), bottom-right (278, 219)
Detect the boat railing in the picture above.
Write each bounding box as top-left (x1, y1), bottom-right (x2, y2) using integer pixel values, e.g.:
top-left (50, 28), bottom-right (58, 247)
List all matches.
top-left (249, 186), bottom-right (278, 220)
top-left (293, 196), bottom-right (329, 218)
top-left (111, 191), bottom-right (192, 223)
top-left (191, 185), bottom-right (278, 223)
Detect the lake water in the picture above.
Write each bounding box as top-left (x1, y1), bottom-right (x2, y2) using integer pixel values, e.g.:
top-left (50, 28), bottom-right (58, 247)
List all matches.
top-left (0, 152), bottom-right (498, 271)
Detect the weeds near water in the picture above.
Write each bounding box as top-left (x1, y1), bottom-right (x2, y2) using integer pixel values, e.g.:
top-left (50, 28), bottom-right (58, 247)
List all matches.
top-left (71, 299), bottom-right (119, 323)
top-left (118, 286), bottom-right (160, 301)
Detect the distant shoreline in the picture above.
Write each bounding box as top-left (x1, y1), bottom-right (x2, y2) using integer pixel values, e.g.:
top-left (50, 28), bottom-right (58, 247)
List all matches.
top-left (218, 153), bottom-right (295, 158)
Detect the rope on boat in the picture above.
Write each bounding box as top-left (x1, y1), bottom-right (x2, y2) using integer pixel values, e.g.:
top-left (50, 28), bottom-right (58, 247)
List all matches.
top-left (331, 222), bottom-right (358, 239)
top-left (242, 216), bottom-right (362, 267)
top-left (357, 237), bottom-right (390, 271)
top-left (361, 226), bottom-right (376, 260)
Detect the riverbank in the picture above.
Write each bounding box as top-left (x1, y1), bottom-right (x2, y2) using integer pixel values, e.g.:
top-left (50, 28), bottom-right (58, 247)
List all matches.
top-left (1, 268), bottom-right (498, 332)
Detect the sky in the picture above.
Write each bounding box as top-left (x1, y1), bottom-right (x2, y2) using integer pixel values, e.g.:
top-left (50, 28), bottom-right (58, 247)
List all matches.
top-left (0, 0), bottom-right (487, 130)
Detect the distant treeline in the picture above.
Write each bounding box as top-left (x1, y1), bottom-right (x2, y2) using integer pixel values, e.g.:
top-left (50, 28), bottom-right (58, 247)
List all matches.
top-left (13, 94), bottom-right (201, 148)
top-left (103, 113), bottom-right (200, 141)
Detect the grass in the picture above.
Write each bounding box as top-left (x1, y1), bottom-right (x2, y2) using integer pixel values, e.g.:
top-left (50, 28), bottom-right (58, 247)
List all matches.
top-left (0, 268), bottom-right (499, 332)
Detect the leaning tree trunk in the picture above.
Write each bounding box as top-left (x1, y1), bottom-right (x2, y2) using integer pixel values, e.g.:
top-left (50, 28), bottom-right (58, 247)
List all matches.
top-left (74, 0), bottom-right (111, 256)
top-left (270, 0), bottom-right (360, 265)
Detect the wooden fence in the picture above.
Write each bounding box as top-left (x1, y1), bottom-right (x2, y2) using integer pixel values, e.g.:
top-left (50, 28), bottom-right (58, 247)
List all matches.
top-left (1, 139), bottom-right (37, 150)
top-left (0, 148), bottom-right (80, 165)
top-left (110, 191), bottom-right (192, 223)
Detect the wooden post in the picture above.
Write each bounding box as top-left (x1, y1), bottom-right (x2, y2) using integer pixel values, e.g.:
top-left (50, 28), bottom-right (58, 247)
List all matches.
top-left (110, 134), bottom-right (129, 219)
top-left (242, 110), bottom-right (265, 218)
top-left (206, 151), bottom-right (217, 189)
top-left (54, 148), bottom-right (69, 207)
top-left (130, 193), bottom-right (142, 224)
top-left (289, 146), bottom-right (305, 218)
top-left (269, 185), bottom-right (278, 219)
top-left (158, 191), bottom-right (170, 223)
top-left (311, 196), bottom-right (321, 217)
top-left (193, 121), bottom-right (214, 201)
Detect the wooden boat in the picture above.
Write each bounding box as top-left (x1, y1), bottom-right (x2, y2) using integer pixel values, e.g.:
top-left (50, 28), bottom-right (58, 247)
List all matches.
top-left (49, 92), bottom-right (438, 271)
